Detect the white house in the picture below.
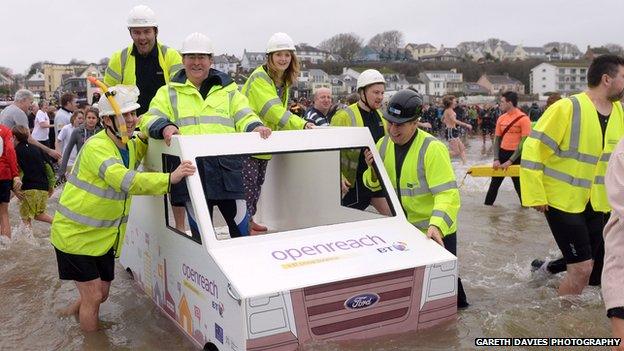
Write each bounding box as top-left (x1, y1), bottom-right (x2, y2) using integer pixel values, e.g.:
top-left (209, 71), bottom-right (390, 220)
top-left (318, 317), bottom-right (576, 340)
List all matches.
top-left (405, 43), bottom-right (437, 60)
top-left (240, 50), bottom-right (265, 71)
top-left (213, 55), bottom-right (239, 74)
top-left (295, 44), bottom-right (329, 64)
top-left (529, 61), bottom-right (589, 96)
top-left (418, 70), bottom-right (463, 96)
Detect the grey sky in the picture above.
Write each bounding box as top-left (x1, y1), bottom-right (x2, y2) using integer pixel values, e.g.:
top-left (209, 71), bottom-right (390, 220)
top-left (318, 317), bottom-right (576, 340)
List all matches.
top-left (4, 0), bottom-right (623, 74)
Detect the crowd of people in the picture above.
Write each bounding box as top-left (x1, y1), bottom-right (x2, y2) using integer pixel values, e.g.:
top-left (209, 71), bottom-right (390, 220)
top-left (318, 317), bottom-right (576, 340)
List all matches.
top-left (1, 4), bottom-right (623, 348)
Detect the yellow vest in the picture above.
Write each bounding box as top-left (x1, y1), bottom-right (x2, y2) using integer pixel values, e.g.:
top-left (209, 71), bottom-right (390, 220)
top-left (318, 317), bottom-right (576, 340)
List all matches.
top-left (241, 65), bottom-right (306, 160)
top-left (520, 92), bottom-right (624, 213)
top-left (103, 42), bottom-right (183, 86)
top-left (363, 130), bottom-right (460, 236)
top-left (331, 103), bottom-right (387, 186)
top-left (140, 70), bottom-right (262, 136)
top-left (50, 131), bottom-right (170, 257)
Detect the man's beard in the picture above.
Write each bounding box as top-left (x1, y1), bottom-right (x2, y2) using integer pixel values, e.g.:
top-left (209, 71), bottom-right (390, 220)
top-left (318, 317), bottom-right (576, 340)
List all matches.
top-left (608, 87), bottom-right (624, 102)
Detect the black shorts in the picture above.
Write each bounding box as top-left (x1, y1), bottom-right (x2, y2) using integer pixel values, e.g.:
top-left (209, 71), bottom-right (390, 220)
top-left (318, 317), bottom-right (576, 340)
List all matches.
top-left (0, 179), bottom-right (12, 203)
top-left (446, 128), bottom-right (460, 140)
top-left (54, 247), bottom-right (115, 282)
top-left (544, 203), bottom-right (606, 264)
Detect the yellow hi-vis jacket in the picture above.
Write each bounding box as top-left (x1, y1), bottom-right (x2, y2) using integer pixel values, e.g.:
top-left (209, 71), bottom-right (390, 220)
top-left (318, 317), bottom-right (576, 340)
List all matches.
top-left (520, 92), bottom-right (624, 213)
top-left (241, 66), bottom-right (305, 160)
top-left (363, 130), bottom-right (460, 236)
top-left (331, 103), bottom-right (388, 187)
top-left (50, 131), bottom-right (170, 257)
top-left (140, 69), bottom-right (263, 136)
top-left (103, 42), bottom-right (183, 87)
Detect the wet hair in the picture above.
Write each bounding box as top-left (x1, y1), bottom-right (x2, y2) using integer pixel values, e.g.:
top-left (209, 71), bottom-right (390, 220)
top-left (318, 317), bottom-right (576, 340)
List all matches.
top-left (266, 51), bottom-right (300, 88)
top-left (12, 125), bottom-right (30, 143)
top-left (442, 95), bottom-right (456, 108)
top-left (587, 54), bottom-right (624, 88)
top-left (70, 110), bottom-right (84, 124)
top-left (60, 92), bottom-right (77, 108)
top-left (501, 91), bottom-right (519, 107)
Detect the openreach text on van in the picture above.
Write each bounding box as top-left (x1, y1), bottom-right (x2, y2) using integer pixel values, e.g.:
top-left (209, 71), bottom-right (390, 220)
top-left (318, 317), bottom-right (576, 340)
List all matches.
top-left (271, 234), bottom-right (387, 261)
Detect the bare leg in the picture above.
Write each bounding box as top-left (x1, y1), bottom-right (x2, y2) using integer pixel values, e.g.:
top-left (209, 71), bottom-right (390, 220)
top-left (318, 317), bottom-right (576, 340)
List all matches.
top-left (448, 139), bottom-right (460, 157)
top-left (0, 202), bottom-right (11, 238)
top-left (458, 140), bottom-right (467, 165)
top-left (370, 197), bottom-right (392, 216)
top-left (75, 279), bottom-right (105, 331)
top-left (172, 206), bottom-right (186, 232)
top-left (558, 260), bottom-right (592, 296)
top-left (58, 288), bottom-right (81, 317)
top-left (34, 213), bottom-right (53, 224)
top-left (100, 280), bottom-right (111, 303)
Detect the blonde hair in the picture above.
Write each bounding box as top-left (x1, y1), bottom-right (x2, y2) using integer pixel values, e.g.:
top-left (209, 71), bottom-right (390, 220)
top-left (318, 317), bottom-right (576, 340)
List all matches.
top-left (266, 51), bottom-right (300, 88)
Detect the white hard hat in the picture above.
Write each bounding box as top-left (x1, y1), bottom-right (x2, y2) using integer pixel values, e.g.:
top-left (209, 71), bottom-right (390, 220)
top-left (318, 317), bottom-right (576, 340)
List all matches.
top-left (98, 85), bottom-right (141, 117)
top-left (356, 69), bottom-right (386, 90)
top-left (266, 32), bottom-right (295, 54)
top-left (180, 32), bottom-right (214, 55)
top-left (127, 5), bottom-right (158, 28)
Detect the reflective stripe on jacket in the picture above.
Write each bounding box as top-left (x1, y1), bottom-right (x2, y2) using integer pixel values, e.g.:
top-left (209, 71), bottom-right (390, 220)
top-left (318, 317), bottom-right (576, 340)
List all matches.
top-left (140, 69), bottom-right (263, 136)
top-left (50, 131), bottom-right (170, 257)
top-left (331, 103), bottom-right (387, 186)
top-left (241, 65), bottom-right (305, 131)
top-left (103, 42), bottom-right (183, 86)
top-left (363, 130), bottom-right (460, 236)
top-left (520, 92), bottom-right (624, 213)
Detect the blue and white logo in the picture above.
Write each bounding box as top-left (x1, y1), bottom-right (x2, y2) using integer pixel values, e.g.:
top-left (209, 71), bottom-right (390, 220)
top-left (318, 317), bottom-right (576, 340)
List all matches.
top-left (215, 323), bottom-right (223, 344)
top-left (344, 293), bottom-right (380, 310)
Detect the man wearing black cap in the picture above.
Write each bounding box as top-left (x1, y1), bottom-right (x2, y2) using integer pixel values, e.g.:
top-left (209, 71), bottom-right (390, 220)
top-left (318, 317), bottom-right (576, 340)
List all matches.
top-left (362, 89), bottom-right (468, 308)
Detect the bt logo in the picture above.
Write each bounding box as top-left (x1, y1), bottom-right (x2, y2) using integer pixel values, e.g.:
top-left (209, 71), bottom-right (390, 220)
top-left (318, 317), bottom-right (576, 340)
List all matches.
top-left (377, 241), bottom-right (409, 253)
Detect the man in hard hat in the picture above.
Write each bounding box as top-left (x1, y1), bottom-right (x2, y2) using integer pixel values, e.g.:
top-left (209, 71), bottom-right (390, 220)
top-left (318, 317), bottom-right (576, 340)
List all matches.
top-left (521, 54), bottom-right (624, 296)
top-left (141, 32), bottom-right (271, 238)
top-left (362, 89), bottom-right (468, 308)
top-left (51, 85), bottom-right (196, 331)
top-left (330, 69), bottom-right (388, 211)
top-left (104, 5), bottom-right (182, 116)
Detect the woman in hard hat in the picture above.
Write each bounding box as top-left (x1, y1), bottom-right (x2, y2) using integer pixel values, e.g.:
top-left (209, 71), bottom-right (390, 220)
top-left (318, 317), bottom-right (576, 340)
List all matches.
top-left (330, 69), bottom-right (390, 212)
top-left (241, 32), bottom-right (314, 234)
top-left (51, 85), bottom-right (196, 332)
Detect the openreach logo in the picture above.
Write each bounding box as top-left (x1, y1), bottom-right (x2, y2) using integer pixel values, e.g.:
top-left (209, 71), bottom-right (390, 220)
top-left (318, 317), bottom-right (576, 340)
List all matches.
top-left (271, 235), bottom-right (387, 262)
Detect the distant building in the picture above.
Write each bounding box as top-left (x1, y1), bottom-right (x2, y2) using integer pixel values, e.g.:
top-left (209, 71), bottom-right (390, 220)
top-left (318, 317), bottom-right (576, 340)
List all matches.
top-left (295, 44), bottom-right (329, 64)
top-left (405, 43), bottom-right (437, 60)
top-left (26, 71), bottom-right (45, 97)
top-left (449, 82), bottom-right (491, 96)
top-left (356, 46), bottom-right (381, 62)
top-left (405, 76), bottom-right (426, 94)
top-left (213, 54), bottom-right (239, 74)
top-left (240, 50), bottom-right (265, 71)
top-left (584, 45), bottom-right (612, 61)
top-left (477, 74), bottom-right (525, 95)
top-left (42, 63), bottom-right (96, 100)
top-left (420, 46), bottom-right (462, 62)
top-left (383, 73), bottom-right (411, 91)
top-left (530, 61), bottom-right (590, 96)
top-left (418, 70), bottom-right (463, 96)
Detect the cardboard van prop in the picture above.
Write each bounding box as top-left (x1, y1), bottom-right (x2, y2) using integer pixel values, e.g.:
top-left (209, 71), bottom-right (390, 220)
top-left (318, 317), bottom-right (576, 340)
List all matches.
top-left (120, 128), bottom-right (457, 350)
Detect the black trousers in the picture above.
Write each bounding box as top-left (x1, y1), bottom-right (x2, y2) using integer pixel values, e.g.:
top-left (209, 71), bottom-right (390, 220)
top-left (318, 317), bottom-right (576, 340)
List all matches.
top-left (443, 233), bottom-right (468, 308)
top-left (484, 149), bottom-right (521, 205)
